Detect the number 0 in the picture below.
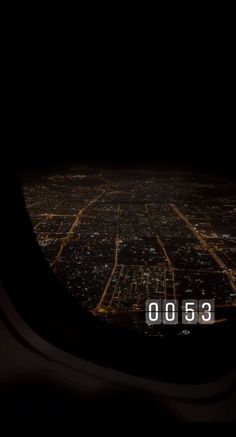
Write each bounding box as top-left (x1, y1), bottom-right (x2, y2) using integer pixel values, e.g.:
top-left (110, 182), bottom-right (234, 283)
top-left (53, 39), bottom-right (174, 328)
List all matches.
top-left (165, 302), bottom-right (175, 322)
top-left (149, 302), bottom-right (159, 322)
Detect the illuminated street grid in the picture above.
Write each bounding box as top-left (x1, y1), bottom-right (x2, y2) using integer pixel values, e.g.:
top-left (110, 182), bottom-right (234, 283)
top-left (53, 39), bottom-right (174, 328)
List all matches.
top-left (24, 168), bottom-right (236, 332)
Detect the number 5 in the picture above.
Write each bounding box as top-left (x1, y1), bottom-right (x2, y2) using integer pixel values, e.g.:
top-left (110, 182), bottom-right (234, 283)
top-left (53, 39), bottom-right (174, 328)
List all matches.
top-left (182, 300), bottom-right (198, 324)
top-left (185, 302), bottom-right (195, 322)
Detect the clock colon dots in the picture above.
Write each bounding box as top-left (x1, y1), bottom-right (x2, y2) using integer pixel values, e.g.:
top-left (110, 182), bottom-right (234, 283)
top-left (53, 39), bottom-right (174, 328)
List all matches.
top-left (145, 299), bottom-right (215, 325)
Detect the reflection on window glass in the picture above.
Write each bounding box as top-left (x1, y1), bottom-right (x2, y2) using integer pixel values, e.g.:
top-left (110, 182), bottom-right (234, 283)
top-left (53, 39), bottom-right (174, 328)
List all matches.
top-left (24, 165), bottom-right (236, 335)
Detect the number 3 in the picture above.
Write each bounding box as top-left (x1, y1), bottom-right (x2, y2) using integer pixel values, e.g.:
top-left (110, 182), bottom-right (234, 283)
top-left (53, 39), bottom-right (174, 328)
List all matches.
top-left (199, 300), bottom-right (215, 324)
top-left (201, 302), bottom-right (212, 322)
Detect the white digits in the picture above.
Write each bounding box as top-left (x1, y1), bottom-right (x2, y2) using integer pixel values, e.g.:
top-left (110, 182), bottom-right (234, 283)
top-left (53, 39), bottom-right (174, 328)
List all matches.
top-left (165, 302), bottom-right (175, 322)
top-left (149, 302), bottom-right (159, 322)
top-left (201, 302), bottom-right (212, 322)
top-left (185, 301), bottom-right (195, 322)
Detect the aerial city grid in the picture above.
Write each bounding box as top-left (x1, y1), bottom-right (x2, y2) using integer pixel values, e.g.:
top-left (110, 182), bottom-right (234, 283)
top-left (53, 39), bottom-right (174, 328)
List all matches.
top-left (24, 167), bottom-right (236, 335)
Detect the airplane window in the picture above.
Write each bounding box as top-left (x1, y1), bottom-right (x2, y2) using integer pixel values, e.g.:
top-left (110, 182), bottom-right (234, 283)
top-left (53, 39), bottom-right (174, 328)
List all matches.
top-left (23, 164), bottom-right (236, 336)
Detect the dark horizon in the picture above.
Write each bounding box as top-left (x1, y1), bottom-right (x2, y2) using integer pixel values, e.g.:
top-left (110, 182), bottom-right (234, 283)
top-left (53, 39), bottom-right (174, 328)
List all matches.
top-left (18, 156), bottom-right (236, 183)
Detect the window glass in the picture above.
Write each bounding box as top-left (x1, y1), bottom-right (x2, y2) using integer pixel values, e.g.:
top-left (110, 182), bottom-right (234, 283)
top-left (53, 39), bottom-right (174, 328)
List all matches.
top-left (23, 165), bottom-right (236, 335)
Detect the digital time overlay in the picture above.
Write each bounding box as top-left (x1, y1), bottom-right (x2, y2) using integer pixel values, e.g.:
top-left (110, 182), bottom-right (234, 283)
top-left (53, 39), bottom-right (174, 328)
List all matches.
top-left (145, 299), bottom-right (215, 325)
